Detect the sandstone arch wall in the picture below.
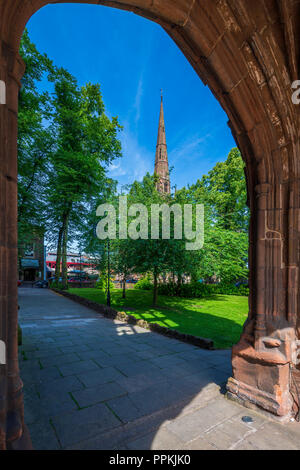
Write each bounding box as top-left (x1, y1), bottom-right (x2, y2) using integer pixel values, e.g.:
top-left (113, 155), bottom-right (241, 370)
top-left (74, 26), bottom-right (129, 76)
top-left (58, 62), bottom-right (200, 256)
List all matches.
top-left (0, 0), bottom-right (299, 448)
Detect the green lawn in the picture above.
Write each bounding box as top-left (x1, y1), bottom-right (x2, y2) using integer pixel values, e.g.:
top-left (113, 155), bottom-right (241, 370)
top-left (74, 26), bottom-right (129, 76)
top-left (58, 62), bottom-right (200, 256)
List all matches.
top-left (69, 288), bottom-right (248, 349)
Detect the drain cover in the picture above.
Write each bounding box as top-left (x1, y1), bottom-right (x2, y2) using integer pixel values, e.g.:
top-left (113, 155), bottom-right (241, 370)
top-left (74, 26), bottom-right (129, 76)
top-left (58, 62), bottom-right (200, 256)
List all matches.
top-left (242, 416), bottom-right (254, 423)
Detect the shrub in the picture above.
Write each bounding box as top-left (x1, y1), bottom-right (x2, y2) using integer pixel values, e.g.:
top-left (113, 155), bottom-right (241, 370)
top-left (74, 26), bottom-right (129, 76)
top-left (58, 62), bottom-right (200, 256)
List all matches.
top-left (215, 283), bottom-right (249, 296)
top-left (95, 277), bottom-right (114, 291)
top-left (134, 278), bottom-right (153, 290)
top-left (50, 280), bottom-right (68, 290)
top-left (157, 282), bottom-right (249, 298)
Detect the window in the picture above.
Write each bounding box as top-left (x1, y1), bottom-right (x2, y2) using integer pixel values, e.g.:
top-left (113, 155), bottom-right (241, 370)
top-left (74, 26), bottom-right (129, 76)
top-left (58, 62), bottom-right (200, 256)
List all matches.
top-left (24, 244), bottom-right (34, 258)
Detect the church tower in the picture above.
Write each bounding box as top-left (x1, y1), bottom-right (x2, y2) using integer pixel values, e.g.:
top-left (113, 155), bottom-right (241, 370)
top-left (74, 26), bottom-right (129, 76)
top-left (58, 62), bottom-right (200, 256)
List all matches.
top-left (154, 92), bottom-right (170, 194)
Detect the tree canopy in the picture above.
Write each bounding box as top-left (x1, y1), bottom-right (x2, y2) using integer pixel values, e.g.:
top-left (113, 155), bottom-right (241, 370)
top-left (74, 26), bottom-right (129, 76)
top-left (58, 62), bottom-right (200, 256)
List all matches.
top-left (18, 31), bottom-right (122, 287)
top-left (19, 31), bottom-right (249, 301)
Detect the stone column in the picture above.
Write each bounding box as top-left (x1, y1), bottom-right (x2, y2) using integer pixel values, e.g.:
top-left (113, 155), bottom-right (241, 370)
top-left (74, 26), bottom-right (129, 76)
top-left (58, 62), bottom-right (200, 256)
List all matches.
top-left (0, 40), bottom-right (32, 449)
top-left (227, 177), bottom-right (299, 420)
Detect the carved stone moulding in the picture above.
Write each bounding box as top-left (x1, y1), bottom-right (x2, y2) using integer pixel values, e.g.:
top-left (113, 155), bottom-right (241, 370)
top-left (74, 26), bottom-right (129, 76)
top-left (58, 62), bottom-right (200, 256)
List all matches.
top-left (227, 375), bottom-right (292, 422)
top-left (227, 326), bottom-right (298, 420)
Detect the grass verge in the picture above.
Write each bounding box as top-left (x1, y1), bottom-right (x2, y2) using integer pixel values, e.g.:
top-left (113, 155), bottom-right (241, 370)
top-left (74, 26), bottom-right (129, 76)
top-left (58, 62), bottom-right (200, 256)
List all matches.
top-left (68, 288), bottom-right (248, 349)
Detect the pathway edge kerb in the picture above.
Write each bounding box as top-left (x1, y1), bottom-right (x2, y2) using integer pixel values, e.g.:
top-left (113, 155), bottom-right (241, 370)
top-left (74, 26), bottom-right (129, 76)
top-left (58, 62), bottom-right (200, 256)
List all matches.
top-left (51, 288), bottom-right (214, 350)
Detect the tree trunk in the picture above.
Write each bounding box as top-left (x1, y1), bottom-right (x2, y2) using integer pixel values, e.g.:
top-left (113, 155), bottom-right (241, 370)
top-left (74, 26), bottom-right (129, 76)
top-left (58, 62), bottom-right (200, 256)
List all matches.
top-left (61, 212), bottom-right (70, 289)
top-left (176, 272), bottom-right (182, 295)
top-left (55, 225), bottom-right (63, 280)
top-left (122, 274), bottom-right (126, 299)
top-left (153, 270), bottom-right (158, 307)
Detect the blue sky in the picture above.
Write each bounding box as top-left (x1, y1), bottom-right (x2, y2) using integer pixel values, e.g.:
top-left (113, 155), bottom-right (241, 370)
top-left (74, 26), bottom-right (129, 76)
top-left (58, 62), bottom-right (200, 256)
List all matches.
top-left (26, 3), bottom-right (236, 191)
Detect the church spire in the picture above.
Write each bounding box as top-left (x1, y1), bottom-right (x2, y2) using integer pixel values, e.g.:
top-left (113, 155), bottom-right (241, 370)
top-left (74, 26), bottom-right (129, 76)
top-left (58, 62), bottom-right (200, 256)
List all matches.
top-left (154, 91), bottom-right (170, 194)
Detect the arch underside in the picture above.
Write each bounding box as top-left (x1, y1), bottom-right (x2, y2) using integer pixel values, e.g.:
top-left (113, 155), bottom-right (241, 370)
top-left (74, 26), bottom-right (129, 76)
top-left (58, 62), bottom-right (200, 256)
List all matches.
top-left (0, 0), bottom-right (300, 448)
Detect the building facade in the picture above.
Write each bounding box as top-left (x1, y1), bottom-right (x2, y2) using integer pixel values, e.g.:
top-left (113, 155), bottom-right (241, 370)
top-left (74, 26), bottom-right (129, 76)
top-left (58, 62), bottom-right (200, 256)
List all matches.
top-left (18, 235), bottom-right (45, 282)
top-left (46, 252), bottom-right (97, 276)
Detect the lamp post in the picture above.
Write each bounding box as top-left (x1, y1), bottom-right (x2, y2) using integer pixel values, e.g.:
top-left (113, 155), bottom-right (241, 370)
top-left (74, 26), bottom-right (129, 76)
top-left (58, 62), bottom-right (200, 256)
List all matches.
top-left (43, 245), bottom-right (47, 281)
top-left (107, 240), bottom-right (111, 307)
top-left (79, 250), bottom-right (82, 288)
top-left (93, 223), bottom-right (111, 306)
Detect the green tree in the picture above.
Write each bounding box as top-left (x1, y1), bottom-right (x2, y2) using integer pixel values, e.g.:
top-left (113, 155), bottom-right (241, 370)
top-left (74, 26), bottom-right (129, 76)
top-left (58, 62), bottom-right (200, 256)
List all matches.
top-left (110, 238), bottom-right (135, 299)
top-left (18, 30), bottom-right (54, 246)
top-left (174, 148), bottom-right (249, 283)
top-left (194, 228), bottom-right (248, 283)
top-left (48, 68), bottom-right (122, 288)
top-left (116, 174), bottom-right (194, 306)
top-left (201, 147), bottom-right (249, 231)
top-left (79, 177), bottom-right (118, 290)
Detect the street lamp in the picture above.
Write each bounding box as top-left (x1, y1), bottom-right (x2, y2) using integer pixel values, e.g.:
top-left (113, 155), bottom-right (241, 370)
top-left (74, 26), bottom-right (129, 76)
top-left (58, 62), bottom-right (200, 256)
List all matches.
top-left (93, 223), bottom-right (111, 306)
top-left (107, 240), bottom-right (111, 307)
top-left (79, 250), bottom-right (82, 289)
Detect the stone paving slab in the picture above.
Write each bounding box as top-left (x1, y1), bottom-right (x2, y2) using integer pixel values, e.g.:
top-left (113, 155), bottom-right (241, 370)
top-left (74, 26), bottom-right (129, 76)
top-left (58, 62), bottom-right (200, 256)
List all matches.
top-left (24, 393), bottom-right (78, 425)
top-left (115, 372), bottom-right (167, 394)
top-left (21, 365), bottom-right (62, 384)
top-left (126, 427), bottom-right (184, 450)
top-left (39, 352), bottom-right (81, 368)
top-left (72, 381), bottom-right (128, 408)
top-left (238, 422), bottom-right (300, 450)
top-left (27, 419), bottom-right (61, 450)
top-left (76, 367), bottom-right (124, 388)
top-left (51, 403), bottom-right (122, 448)
top-left (106, 395), bottom-right (144, 424)
top-left (36, 375), bottom-right (85, 399)
top-left (18, 288), bottom-right (300, 450)
top-left (58, 359), bottom-right (101, 377)
top-left (165, 398), bottom-right (242, 443)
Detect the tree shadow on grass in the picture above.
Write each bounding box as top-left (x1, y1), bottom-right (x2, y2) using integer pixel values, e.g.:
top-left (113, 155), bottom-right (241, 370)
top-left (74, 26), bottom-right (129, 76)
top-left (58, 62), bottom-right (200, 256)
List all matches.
top-left (90, 290), bottom-right (248, 350)
top-left (120, 301), bottom-right (246, 350)
top-left (130, 308), bottom-right (243, 350)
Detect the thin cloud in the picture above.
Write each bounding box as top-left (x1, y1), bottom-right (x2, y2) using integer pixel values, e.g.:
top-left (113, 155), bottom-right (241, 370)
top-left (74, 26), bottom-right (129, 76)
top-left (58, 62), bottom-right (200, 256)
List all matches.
top-left (108, 162), bottom-right (127, 177)
top-left (108, 126), bottom-right (153, 186)
top-left (129, 32), bottom-right (154, 129)
top-left (134, 74), bottom-right (144, 126)
top-left (169, 133), bottom-right (211, 165)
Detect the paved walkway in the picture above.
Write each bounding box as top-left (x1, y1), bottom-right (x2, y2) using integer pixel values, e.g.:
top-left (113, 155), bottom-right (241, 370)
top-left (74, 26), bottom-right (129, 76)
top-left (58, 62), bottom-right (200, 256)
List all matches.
top-left (18, 288), bottom-right (300, 450)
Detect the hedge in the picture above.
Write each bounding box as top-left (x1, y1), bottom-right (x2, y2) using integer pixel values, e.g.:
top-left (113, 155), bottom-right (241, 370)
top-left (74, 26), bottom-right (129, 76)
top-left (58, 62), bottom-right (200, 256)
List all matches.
top-left (158, 282), bottom-right (249, 298)
top-left (134, 281), bottom-right (249, 298)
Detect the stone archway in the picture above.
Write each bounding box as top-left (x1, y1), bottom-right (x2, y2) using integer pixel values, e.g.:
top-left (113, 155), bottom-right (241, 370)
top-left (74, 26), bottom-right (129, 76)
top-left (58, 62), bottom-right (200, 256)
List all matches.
top-left (0, 0), bottom-right (299, 449)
